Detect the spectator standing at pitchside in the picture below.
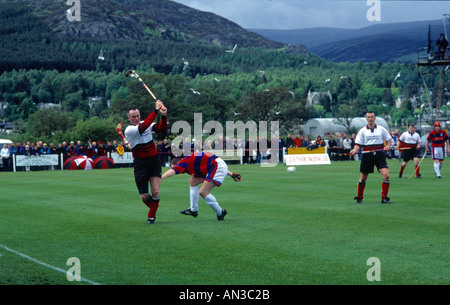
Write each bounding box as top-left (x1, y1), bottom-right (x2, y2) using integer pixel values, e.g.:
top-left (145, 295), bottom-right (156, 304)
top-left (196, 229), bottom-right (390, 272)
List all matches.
top-left (342, 134), bottom-right (352, 161)
top-left (8, 142), bottom-right (17, 170)
top-left (327, 135), bottom-right (337, 160)
top-left (293, 134), bottom-right (302, 148)
top-left (1, 144), bottom-right (10, 171)
top-left (285, 134), bottom-right (294, 149)
top-left (66, 141), bottom-right (77, 156)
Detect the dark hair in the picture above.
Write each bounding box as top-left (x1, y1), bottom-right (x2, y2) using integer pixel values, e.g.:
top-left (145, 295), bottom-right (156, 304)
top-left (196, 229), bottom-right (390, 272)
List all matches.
top-left (127, 108), bottom-right (139, 116)
top-left (171, 157), bottom-right (182, 166)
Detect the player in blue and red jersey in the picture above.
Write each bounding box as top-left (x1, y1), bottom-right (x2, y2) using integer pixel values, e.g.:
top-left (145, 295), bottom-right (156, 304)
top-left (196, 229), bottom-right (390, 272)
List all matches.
top-left (162, 152), bottom-right (241, 221)
top-left (425, 121), bottom-right (449, 178)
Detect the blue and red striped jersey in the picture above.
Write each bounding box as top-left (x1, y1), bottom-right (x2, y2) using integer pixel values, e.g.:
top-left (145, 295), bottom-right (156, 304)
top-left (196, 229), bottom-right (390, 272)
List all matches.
top-left (172, 152), bottom-right (218, 177)
top-left (427, 130), bottom-right (448, 147)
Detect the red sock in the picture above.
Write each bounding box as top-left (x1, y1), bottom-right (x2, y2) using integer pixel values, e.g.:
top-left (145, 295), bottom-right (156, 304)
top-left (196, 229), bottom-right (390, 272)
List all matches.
top-left (399, 164), bottom-right (405, 175)
top-left (382, 180), bottom-right (390, 198)
top-left (415, 165), bottom-right (420, 176)
top-left (142, 197), bottom-right (151, 208)
top-left (148, 197), bottom-right (160, 219)
top-left (357, 181), bottom-right (366, 198)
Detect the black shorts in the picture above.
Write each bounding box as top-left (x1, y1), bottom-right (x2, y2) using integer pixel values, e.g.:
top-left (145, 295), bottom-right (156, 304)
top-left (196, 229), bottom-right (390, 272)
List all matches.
top-left (133, 155), bottom-right (162, 194)
top-left (360, 151), bottom-right (388, 174)
top-left (403, 148), bottom-right (419, 162)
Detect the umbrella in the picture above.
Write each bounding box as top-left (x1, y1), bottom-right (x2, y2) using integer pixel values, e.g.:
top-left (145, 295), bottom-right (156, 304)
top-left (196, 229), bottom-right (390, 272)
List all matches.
top-left (74, 156), bottom-right (94, 170)
top-left (63, 157), bottom-right (79, 170)
top-left (93, 156), bottom-right (115, 169)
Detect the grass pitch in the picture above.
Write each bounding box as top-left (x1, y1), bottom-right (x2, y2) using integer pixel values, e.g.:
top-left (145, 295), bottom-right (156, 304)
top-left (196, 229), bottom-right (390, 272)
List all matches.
top-left (0, 159), bottom-right (448, 285)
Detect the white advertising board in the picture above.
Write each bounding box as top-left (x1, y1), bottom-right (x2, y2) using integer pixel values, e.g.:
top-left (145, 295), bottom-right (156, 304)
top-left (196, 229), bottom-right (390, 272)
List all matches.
top-left (111, 152), bottom-right (134, 164)
top-left (15, 155), bottom-right (59, 166)
top-left (285, 154), bottom-right (331, 166)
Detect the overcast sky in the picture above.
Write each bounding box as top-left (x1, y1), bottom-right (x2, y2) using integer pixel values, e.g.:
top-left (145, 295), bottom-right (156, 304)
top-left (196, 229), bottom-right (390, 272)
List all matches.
top-left (172, 0), bottom-right (450, 30)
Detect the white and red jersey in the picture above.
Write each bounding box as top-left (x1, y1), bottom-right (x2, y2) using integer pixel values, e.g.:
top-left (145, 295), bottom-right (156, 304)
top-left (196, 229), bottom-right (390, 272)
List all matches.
top-left (398, 131), bottom-right (421, 149)
top-left (355, 124), bottom-right (392, 151)
top-left (125, 111), bottom-right (167, 159)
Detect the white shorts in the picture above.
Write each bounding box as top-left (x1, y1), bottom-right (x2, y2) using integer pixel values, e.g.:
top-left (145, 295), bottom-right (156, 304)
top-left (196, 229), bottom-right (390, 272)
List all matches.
top-left (205, 158), bottom-right (228, 187)
top-left (432, 147), bottom-right (445, 161)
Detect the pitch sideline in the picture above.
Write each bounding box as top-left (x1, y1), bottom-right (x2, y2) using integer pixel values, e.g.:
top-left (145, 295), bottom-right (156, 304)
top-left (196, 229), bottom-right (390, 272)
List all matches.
top-left (0, 244), bottom-right (101, 285)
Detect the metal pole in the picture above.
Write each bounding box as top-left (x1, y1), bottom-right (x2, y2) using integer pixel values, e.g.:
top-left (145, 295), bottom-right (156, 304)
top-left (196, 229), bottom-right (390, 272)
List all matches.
top-left (437, 65), bottom-right (445, 120)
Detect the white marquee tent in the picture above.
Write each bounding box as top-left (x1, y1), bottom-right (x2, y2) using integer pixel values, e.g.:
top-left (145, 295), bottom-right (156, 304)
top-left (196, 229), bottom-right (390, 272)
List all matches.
top-left (0, 138), bottom-right (13, 146)
top-left (304, 117), bottom-right (389, 138)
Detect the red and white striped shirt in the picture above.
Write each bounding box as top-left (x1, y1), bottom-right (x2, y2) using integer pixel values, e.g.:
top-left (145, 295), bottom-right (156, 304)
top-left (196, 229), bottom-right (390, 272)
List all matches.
top-left (125, 111), bottom-right (167, 159)
top-left (398, 131), bottom-right (421, 149)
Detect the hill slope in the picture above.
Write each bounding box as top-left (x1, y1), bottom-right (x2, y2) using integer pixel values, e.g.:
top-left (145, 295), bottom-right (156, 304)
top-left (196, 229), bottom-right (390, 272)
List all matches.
top-left (0, 0), bottom-right (312, 73)
top-left (10, 0), bottom-right (285, 49)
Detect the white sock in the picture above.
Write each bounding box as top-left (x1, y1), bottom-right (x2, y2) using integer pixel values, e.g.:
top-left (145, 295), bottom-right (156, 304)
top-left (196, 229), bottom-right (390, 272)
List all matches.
top-left (434, 163), bottom-right (441, 176)
top-left (203, 194), bottom-right (222, 215)
top-left (190, 186), bottom-right (199, 212)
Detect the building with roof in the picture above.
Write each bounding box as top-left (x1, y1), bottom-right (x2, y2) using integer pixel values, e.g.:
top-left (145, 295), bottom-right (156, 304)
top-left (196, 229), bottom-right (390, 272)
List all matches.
top-left (304, 117), bottom-right (389, 138)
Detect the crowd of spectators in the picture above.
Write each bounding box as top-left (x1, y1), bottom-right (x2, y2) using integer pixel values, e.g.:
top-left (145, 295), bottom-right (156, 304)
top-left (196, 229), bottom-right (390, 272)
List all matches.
top-left (1, 139), bottom-right (127, 171)
top-left (284, 132), bottom-right (355, 160)
top-left (1, 130), bottom-right (405, 172)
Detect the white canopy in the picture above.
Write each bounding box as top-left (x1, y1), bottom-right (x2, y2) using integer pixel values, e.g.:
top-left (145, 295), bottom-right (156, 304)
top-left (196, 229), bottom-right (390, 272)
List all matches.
top-left (0, 139), bottom-right (13, 145)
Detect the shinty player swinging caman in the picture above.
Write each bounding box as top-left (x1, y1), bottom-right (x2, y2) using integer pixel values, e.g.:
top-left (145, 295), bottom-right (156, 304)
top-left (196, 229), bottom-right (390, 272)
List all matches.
top-left (124, 100), bottom-right (167, 224)
top-left (349, 111), bottom-right (392, 204)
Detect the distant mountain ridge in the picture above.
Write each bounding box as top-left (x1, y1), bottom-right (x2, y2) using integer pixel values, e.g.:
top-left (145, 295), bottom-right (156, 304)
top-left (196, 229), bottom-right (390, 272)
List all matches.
top-left (250, 19), bottom-right (447, 62)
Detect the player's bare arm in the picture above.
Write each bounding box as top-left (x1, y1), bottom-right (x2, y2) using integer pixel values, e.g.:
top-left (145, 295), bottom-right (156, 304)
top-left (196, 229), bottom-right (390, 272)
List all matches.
top-left (384, 139), bottom-right (392, 152)
top-left (161, 169), bottom-right (176, 180)
top-left (350, 144), bottom-right (360, 156)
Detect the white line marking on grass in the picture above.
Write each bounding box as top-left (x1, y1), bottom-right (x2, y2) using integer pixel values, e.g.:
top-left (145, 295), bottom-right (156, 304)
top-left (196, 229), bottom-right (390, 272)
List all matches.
top-left (0, 244), bottom-right (101, 285)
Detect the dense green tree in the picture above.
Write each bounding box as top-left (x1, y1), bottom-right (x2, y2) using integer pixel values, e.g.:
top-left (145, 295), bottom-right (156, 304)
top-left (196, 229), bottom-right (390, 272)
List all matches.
top-left (26, 108), bottom-right (77, 141)
top-left (236, 86), bottom-right (309, 131)
top-left (381, 89), bottom-right (394, 106)
top-left (71, 116), bottom-right (119, 144)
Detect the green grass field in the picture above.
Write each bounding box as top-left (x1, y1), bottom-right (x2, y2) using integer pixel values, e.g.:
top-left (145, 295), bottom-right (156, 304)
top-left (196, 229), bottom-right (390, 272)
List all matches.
top-left (0, 159), bottom-right (448, 285)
